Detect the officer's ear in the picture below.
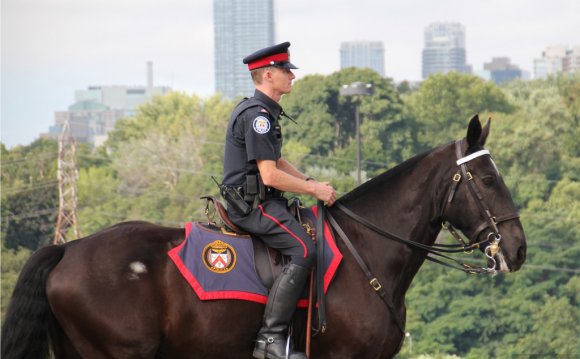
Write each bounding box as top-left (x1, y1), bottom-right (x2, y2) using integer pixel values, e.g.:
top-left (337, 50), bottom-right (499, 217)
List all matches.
top-left (264, 69), bottom-right (273, 82)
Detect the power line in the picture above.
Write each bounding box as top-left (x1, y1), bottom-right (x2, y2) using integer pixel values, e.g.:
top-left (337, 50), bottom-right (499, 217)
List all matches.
top-left (3, 207), bottom-right (59, 221)
top-left (523, 264), bottom-right (580, 274)
top-left (2, 181), bottom-right (59, 195)
top-left (0, 151), bottom-right (58, 166)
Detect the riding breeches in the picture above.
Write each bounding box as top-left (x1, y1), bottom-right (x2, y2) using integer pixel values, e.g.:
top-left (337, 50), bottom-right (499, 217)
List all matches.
top-left (228, 198), bottom-right (316, 268)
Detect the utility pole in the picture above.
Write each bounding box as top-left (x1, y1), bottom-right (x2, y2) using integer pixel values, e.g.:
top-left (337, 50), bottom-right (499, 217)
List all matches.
top-left (54, 118), bottom-right (81, 244)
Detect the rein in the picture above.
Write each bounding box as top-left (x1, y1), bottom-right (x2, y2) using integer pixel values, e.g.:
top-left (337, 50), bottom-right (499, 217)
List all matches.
top-left (320, 140), bottom-right (520, 333)
top-left (330, 203), bottom-right (492, 274)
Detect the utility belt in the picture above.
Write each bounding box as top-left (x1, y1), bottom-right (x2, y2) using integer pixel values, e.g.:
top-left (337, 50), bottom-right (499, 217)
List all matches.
top-left (221, 174), bottom-right (284, 215)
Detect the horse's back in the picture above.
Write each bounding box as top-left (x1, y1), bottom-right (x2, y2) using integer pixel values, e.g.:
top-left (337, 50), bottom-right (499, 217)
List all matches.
top-left (46, 221), bottom-right (263, 358)
top-left (46, 222), bottom-right (183, 357)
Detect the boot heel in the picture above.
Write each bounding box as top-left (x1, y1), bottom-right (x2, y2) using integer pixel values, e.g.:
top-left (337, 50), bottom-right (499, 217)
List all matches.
top-left (252, 349), bottom-right (266, 359)
top-left (252, 341), bottom-right (267, 359)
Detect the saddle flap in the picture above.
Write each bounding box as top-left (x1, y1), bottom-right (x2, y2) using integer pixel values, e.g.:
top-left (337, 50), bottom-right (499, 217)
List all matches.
top-left (200, 195), bottom-right (248, 235)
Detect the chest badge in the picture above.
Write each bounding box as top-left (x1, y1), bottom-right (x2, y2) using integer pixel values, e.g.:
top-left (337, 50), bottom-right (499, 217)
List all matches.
top-left (253, 116), bottom-right (270, 134)
top-left (202, 240), bottom-right (237, 273)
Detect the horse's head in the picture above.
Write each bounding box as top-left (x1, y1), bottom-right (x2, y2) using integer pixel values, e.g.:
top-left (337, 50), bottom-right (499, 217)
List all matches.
top-left (441, 115), bottom-right (527, 272)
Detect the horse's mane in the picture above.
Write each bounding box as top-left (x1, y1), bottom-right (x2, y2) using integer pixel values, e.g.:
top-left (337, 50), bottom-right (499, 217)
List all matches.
top-left (339, 147), bottom-right (436, 204)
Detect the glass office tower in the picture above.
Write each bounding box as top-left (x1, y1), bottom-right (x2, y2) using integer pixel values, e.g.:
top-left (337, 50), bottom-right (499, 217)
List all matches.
top-left (214, 0), bottom-right (275, 98)
top-left (422, 22), bottom-right (471, 79)
top-left (340, 41), bottom-right (385, 77)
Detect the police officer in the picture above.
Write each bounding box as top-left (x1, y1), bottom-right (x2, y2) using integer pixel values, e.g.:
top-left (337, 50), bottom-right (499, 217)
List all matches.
top-left (222, 42), bottom-right (337, 359)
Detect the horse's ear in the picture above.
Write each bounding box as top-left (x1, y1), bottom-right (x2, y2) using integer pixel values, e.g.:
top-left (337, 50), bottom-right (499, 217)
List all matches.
top-left (466, 114), bottom-right (481, 149)
top-left (479, 117), bottom-right (491, 146)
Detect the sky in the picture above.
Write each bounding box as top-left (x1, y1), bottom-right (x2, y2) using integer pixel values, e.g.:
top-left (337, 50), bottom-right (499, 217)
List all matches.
top-left (2, 0), bottom-right (579, 149)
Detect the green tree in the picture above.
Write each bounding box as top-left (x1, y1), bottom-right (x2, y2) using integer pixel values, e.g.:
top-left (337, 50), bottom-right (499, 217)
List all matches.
top-left (76, 166), bottom-right (131, 235)
top-left (510, 296), bottom-right (578, 357)
top-left (1, 139), bottom-right (59, 249)
top-left (1, 246), bottom-right (31, 323)
top-left (556, 73), bottom-right (580, 179)
top-left (2, 186), bottom-right (58, 249)
top-left (402, 75), bottom-right (579, 358)
top-left (406, 72), bottom-right (514, 150)
top-left (102, 92), bottom-right (234, 226)
top-left (282, 67), bottom-right (416, 183)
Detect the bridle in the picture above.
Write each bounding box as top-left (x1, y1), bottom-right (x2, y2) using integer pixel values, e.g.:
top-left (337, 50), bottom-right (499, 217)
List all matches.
top-left (322, 139), bottom-right (521, 332)
top-left (440, 140), bottom-right (520, 269)
top-left (327, 140), bottom-right (520, 275)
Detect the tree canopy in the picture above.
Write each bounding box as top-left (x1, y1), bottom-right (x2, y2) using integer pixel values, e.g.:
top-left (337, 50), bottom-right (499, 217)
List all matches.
top-left (2, 71), bottom-right (578, 358)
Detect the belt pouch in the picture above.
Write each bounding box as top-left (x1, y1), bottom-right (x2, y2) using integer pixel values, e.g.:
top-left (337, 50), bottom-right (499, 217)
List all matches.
top-left (245, 174), bottom-right (258, 202)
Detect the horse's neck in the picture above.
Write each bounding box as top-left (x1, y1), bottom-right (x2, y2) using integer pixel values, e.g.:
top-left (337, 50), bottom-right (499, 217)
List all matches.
top-left (338, 144), bottom-right (455, 297)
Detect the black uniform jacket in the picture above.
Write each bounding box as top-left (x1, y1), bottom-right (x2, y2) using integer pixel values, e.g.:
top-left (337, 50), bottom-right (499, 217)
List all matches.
top-left (222, 90), bottom-right (284, 187)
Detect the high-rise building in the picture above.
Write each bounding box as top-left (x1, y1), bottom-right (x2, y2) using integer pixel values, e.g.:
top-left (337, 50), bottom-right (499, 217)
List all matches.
top-left (41, 62), bottom-right (171, 146)
top-left (214, 0), bottom-right (275, 99)
top-left (422, 22), bottom-right (472, 79)
top-left (563, 46), bottom-right (580, 73)
top-left (534, 45), bottom-right (580, 79)
top-left (476, 57), bottom-right (524, 85)
top-left (340, 41), bottom-right (385, 77)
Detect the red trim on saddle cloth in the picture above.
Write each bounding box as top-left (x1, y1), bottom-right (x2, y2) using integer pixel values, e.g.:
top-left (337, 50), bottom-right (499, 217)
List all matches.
top-left (297, 205), bottom-right (343, 307)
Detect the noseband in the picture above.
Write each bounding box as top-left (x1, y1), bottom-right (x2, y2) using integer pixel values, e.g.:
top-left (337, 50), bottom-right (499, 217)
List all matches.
top-left (441, 140), bottom-right (520, 269)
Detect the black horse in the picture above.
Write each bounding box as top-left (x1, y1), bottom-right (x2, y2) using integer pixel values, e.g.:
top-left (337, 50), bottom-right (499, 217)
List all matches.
top-left (1, 116), bottom-right (526, 358)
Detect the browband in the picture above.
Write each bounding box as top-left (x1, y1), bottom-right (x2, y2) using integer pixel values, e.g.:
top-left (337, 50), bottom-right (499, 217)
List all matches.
top-left (456, 149), bottom-right (490, 166)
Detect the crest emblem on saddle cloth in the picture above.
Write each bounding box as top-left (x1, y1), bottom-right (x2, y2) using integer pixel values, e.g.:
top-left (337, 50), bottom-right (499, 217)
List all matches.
top-left (202, 240), bottom-right (237, 273)
top-left (202, 240), bottom-right (237, 274)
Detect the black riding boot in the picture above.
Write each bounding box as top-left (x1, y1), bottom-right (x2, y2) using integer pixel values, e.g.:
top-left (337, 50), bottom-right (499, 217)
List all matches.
top-left (253, 264), bottom-right (310, 359)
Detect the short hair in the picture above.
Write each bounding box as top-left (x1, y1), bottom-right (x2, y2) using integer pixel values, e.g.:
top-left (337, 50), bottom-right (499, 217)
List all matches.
top-left (250, 67), bottom-right (269, 84)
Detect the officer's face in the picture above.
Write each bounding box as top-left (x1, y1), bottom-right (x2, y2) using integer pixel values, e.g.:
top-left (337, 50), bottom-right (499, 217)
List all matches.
top-left (270, 67), bottom-right (295, 95)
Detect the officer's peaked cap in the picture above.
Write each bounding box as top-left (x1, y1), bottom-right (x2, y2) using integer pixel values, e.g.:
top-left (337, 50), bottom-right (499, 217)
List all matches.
top-left (243, 42), bottom-right (298, 71)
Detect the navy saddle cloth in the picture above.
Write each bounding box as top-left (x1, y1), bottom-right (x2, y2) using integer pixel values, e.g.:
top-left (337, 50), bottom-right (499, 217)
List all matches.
top-left (168, 206), bottom-right (342, 306)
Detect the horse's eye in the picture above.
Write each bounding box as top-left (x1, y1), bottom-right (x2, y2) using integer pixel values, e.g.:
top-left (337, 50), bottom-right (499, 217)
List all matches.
top-left (481, 176), bottom-right (495, 186)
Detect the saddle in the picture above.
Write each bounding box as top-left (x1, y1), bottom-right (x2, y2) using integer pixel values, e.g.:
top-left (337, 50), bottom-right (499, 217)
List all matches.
top-left (199, 195), bottom-right (314, 289)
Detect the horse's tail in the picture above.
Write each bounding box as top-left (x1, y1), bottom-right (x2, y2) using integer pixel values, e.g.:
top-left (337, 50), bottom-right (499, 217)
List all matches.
top-left (1, 245), bottom-right (65, 359)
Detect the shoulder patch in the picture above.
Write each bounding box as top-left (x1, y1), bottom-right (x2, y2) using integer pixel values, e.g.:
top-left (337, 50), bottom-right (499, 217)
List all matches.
top-left (252, 116), bottom-right (270, 134)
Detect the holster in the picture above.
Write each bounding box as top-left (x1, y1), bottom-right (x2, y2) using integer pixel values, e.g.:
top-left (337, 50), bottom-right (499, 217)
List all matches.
top-left (243, 174), bottom-right (283, 209)
top-left (221, 185), bottom-right (252, 216)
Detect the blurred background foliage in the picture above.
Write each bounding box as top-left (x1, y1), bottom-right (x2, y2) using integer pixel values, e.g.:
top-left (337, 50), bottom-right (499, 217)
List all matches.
top-left (2, 70), bottom-right (578, 358)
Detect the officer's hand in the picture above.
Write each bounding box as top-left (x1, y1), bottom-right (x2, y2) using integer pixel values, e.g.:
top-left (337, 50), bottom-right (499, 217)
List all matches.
top-left (314, 181), bottom-right (337, 206)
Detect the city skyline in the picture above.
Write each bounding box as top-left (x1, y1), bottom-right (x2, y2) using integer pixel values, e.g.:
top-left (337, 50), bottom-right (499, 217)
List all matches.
top-left (2, 0), bottom-right (579, 148)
